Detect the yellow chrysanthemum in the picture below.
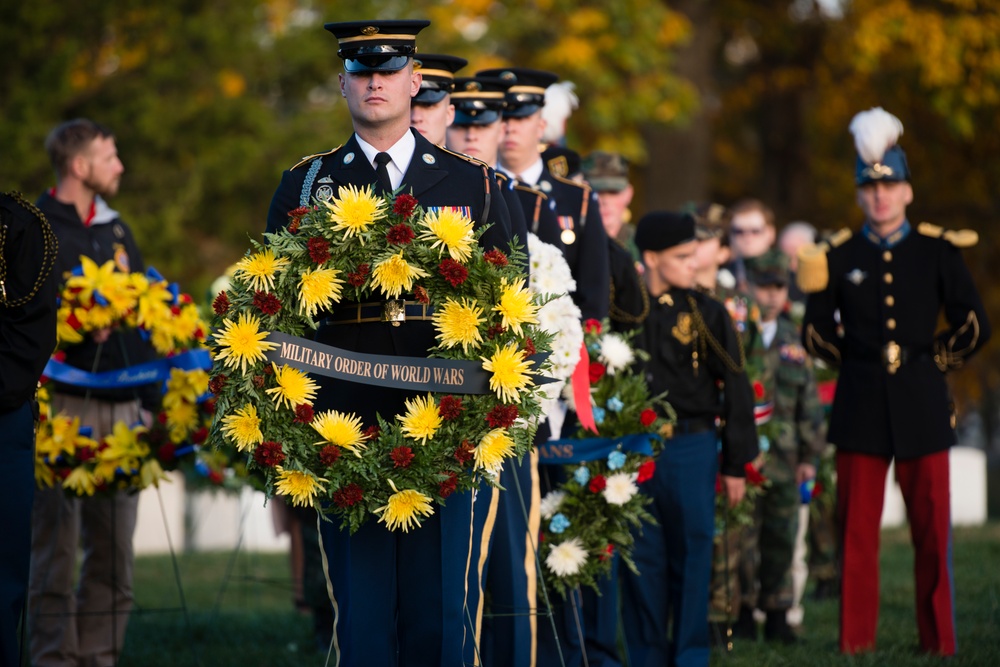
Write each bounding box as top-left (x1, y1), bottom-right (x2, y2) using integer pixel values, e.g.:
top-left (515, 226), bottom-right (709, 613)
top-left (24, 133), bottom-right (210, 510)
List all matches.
top-left (234, 249), bottom-right (291, 292)
top-left (275, 466), bottom-right (327, 507)
top-left (419, 208), bottom-right (475, 262)
top-left (481, 343), bottom-right (534, 404)
top-left (433, 298), bottom-right (485, 353)
top-left (66, 256), bottom-right (136, 317)
top-left (134, 276), bottom-right (174, 330)
top-left (221, 403), bottom-right (264, 451)
top-left (298, 267), bottom-right (345, 318)
top-left (375, 479), bottom-right (434, 532)
top-left (64, 467), bottom-right (97, 497)
top-left (265, 363), bottom-right (319, 410)
top-left (141, 459), bottom-right (169, 489)
top-left (56, 305), bottom-right (85, 344)
top-left (370, 252), bottom-right (429, 298)
top-left (213, 313), bottom-right (278, 374)
top-left (166, 401), bottom-right (199, 442)
top-left (492, 277), bottom-right (539, 336)
top-left (475, 428), bottom-right (516, 475)
top-left (312, 410), bottom-right (366, 454)
top-left (95, 422), bottom-right (148, 482)
top-left (163, 368), bottom-right (209, 409)
top-left (324, 183), bottom-right (386, 240)
top-left (35, 414), bottom-right (91, 461)
top-left (399, 393), bottom-right (441, 445)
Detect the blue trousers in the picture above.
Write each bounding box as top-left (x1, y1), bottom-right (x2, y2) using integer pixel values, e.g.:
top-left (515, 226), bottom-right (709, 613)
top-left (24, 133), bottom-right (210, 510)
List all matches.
top-left (478, 449), bottom-right (539, 666)
top-left (621, 431), bottom-right (717, 667)
top-left (0, 402), bottom-right (34, 667)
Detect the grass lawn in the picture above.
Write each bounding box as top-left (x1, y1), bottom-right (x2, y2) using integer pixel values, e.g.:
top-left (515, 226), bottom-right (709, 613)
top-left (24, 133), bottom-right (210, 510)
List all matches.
top-left (116, 523), bottom-right (1000, 666)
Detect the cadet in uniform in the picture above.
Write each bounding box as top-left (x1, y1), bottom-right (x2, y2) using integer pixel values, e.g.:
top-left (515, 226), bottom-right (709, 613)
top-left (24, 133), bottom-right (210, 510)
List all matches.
top-left (265, 20), bottom-right (513, 666)
top-left (480, 66), bottom-right (610, 321)
top-left (409, 53), bottom-right (466, 147)
top-left (0, 192), bottom-right (58, 667)
top-left (799, 107), bottom-right (990, 656)
top-left (735, 249), bottom-right (825, 644)
top-left (622, 212), bottom-right (757, 667)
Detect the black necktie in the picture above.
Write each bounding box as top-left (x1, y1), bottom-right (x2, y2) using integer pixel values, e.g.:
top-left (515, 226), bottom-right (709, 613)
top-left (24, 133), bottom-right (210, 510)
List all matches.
top-left (374, 152), bottom-right (393, 192)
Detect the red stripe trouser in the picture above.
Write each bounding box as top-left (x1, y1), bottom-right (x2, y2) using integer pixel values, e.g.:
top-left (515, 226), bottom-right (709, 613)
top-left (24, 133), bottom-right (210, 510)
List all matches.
top-left (836, 449), bottom-right (956, 656)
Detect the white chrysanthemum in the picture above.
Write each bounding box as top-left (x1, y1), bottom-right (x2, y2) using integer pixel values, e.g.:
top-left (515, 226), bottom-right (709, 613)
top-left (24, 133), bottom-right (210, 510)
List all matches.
top-left (546, 537), bottom-right (588, 577)
top-left (598, 334), bottom-right (634, 375)
top-left (540, 490), bottom-right (567, 519)
top-left (528, 234), bottom-right (577, 296)
top-left (603, 472), bottom-right (639, 506)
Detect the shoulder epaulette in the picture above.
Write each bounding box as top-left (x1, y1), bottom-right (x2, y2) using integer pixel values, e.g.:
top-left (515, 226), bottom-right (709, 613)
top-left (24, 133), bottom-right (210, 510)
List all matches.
top-left (438, 145), bottom-right (490, 169)
top-left (291, 146), bottom-right (341, 171)
top-left (918, 222), bottom-right (978, 248)
top-left (828, 227), bottom-right (852, 248)
top-left (513, 183), bottom-right (548, 200)
top-left (551, 172), bottom-right (590, 193)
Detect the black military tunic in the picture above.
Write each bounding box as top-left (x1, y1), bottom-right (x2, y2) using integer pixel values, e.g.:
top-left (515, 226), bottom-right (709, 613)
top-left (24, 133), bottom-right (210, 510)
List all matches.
top-left (636, 288), bottom-right (758, 476)
top-left (608, 239), bottom-right (648, 333)
top-left (802, 222), bottom-right (990, 459)
top-left (535, 166), bottom-right (610, 320)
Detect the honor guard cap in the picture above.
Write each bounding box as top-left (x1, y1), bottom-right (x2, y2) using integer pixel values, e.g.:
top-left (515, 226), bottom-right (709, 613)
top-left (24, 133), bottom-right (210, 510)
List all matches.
top-left (451, 77), bottom-right (509, 126)
top-left (745, 248), bottom-right (790, 287)
top-left (325, 20), bottom-right (430, 73)
top-left (412, 54), bottom-right (468, 105)
top-left (476, 67), bottom-right (559, 118)
top-left (850, 107), bottom-right (911, 185)
top-left (582, 151), bottom-right (630, 193)
top-left (634, 211), bottom-right (696, 252)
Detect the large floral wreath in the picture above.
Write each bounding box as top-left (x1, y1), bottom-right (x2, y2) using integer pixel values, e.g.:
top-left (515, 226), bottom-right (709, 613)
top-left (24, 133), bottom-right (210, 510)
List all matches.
top-left (537, 319), bottom-right (674, 596)
top-left (207, 186), bottom-right (552, 533)
top-left (35, 259), bottom-right (211, 495)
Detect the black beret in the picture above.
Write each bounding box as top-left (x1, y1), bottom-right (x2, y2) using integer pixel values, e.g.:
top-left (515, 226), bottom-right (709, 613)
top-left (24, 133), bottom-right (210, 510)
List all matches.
top-left (634, 211), bottom-right (696, 252)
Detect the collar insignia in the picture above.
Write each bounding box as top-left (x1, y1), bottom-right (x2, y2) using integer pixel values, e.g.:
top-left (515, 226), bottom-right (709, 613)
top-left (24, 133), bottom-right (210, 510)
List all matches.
top-left (846, 268), bottom-right (867, 286)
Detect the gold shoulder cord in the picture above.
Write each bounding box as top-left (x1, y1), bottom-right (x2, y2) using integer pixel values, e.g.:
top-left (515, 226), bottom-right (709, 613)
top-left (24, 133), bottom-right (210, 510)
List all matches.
top-left (609, 273), bottom-right (650, 325)
top-left (0, 191), bottom-right (59, 307)
top-left (686, 294), bottom-right (745, 374)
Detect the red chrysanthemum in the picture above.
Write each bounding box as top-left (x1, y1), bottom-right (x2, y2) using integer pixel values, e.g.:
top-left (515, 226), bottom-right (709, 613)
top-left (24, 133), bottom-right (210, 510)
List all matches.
top-left (637, 459), bottom-right (656, 484)
top-left (438, 259), bottom-right (468, 287)
top-left (523, 337), bottom-right (536, 358)
top-left (319, 445), bottom-right (341, 466)
top-left (288, 206), bottom-right (310, 222)
top-left (191, 427), bottom-right (209, 445)
top-left (485, 404), bottom-right (519, 429)
top-left (203, 398), bottom-right (217, 414)
top-left (254, 441), bottom-right (286, 468)
top-left (599, 543), bottom-right (614, 561)
top-left (583, 318), bottom-right (602, 334)
top-left (438, 395), bottom-right (464, 420)
top-left (486, 323), bottom-right (506, 339)
top-left (455, 440), bottom-right (476, 466)
top-left (589, 362), bottom-right (606, 384)
top-left (157, 443), bottom-right (176, 462)
top-left (639, 408), bottom-right (657, 427)
top-left (386, 223), bottom-right (415, 245)
top-left (293, 404), bottom-right (315, 424)
top-left (263, 364), bottom-right (274, 375)
top-left (393, 193), bottom-right (418, 219)
top-left (484, 249), bottom-right (508, 267)
top-left (253, 375), bottom-right (266, 389)
top-left (307, 236), bottom-right (331, 264)
top-left (391, 446), bottom-right (414, 468)
top-left (288, 219), bottom-right (301, 233)
top-left (745, 463), bottom-right (767, 486)
top-left (439, 472), bottom-right (459, 499)
top-left (363, 424), bottom-right (381, 441)
top-left (348, 263), bottom-right (370, 287)
top-left (212, 291), bottom-right (230, 315)
top-left (333, 483), bottom-right (363, 507)
top-left (588, 475), bottom-right (607, 493)
top-left (252, 290), bottom-right (282, 316)
top-left (414, 285), bottom-right (430, 305)
top-left (752, 381), bottom-right (766, 401)
top-left (208, 470), bottom-right (224, 484)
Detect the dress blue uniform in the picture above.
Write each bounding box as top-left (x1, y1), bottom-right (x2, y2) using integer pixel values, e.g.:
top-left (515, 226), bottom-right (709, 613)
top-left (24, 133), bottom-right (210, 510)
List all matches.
top-left (265, 21), bottom-right (513, 667)
top-left (800, 108), bottom-right (990, 656)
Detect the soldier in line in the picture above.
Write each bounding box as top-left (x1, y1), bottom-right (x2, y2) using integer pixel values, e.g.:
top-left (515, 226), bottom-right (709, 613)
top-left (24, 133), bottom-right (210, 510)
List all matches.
top-left (0, 192), bottom-right (58, 667)
top-left (622, 211), bottom-right (757, 667)
top-left (265, 20), bottom-right (513, 666)
top-left (733, 249), bottom-right (826, 644)
top-left (799, 107), bottom-right (990, 656)
top-left (409, 53), bottom-right (467, 148)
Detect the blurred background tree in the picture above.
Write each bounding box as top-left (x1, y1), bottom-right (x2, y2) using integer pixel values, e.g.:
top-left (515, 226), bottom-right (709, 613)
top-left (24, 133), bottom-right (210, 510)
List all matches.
top-left (3, 0), bottom-right (999, 442)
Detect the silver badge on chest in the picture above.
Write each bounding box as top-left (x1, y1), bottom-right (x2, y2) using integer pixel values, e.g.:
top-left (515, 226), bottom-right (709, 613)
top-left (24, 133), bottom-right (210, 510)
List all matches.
top-left (315, 184), bottom-right (335, 202)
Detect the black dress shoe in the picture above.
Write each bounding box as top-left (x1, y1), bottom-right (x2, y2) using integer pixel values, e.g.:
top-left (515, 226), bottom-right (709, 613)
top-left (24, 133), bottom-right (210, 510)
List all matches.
top-left (764, 610), bottom-right (799, 645)
top-left (812, 577), bottom-right (840, 601)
